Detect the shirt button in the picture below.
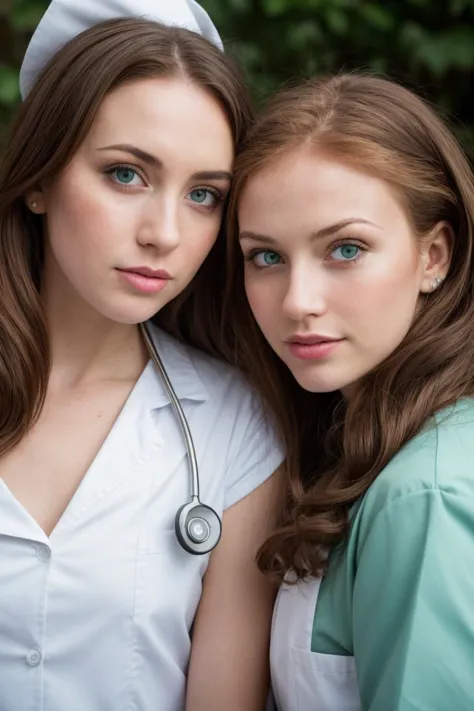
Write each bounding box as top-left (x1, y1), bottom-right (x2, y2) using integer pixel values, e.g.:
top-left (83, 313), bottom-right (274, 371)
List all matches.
top-left (35, 544), bottom-right (51, 562)
top-left (26, 649), bottom-right (42, 666)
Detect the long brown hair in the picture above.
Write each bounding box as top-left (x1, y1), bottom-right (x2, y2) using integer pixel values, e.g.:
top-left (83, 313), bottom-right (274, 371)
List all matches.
top-left (0, 17), bottom-right (253, 456)
top-left (224, 73), bottom-right (474, 580)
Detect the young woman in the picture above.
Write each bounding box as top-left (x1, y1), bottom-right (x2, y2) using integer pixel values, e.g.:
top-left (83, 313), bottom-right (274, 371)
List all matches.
top-left (225, 73), bottom-right (474, 710)
top-left (0, 2), bottom-right (284, 710)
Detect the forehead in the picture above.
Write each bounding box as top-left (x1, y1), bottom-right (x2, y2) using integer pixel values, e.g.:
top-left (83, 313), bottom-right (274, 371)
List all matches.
top-left (81, 76), bottom-right (234, 169)
top-left (238, 148), bottom-right (409, 233)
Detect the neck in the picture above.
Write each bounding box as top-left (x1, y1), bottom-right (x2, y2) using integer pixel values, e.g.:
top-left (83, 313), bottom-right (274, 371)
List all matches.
top-left (42, 260), bottom-right (147, 389)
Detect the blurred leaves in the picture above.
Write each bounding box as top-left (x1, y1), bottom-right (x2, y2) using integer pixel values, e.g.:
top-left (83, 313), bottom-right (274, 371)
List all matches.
top-left (0, 64), bottom-right (19, 103)
top-left (411, 26), bottom-right (474, 75)
top-left (8, 0), bottom-right (48, 29)
top-left (0, 0), bottom-right (473, 155)
top-left (202, 0), bottom-right (474, 154)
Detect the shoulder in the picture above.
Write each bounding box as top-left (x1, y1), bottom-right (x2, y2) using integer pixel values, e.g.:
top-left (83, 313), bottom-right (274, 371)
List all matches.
top-left (148, 322), bottom-right (266, 418)
top-left (146, 323), bottom-right (284, 468)
top-left (354, 398), bottom-right (474, 527)
top-left (146, 323), bottom-right (284, 506)
top-left (324, 401), bottom-right (474, 648)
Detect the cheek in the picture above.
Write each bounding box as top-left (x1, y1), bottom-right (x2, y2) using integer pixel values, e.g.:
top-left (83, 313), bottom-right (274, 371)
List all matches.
top-left (244, 273), bottom-right (275, 329)
top-left (342, 257), bottom-right (421, 343)
top-left (45, 175), bottom-right (118, 255)
top-left (373, 258), bottom-right (420, 310)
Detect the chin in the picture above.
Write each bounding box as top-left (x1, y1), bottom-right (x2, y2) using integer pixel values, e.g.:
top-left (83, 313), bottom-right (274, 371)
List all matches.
top-left (296, 380), bottom-right (341, 394)
top-left (292, 364), bottom-right (370, 397)
top-left (101, 285), bottom-right (185, 324)
top-left (289, 367), bottom-right (353, 394)
top-left (90, 299), bottom-right (165, 326)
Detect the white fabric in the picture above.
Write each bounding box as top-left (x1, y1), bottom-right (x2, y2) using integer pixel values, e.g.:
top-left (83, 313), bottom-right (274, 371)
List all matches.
top-left (20, 0), bottom-right (223, 99)
top-left (270, 576), bottom-right (360, 711)
top-left (0, 324), bottom-right (284, 711)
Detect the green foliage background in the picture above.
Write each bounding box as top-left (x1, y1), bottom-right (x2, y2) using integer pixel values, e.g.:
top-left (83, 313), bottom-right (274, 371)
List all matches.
top-left (0, 0), bottom-right (473, 154)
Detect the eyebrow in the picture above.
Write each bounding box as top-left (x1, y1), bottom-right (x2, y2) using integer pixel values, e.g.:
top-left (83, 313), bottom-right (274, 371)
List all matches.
top-left (239, 218), bottom-right (382, 244)
top-left (97, 144), bottom-right (233, 181)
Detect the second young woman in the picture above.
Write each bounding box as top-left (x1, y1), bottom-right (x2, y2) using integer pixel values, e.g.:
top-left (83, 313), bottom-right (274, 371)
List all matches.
top-left (226, 73), bottom-right (474, 710)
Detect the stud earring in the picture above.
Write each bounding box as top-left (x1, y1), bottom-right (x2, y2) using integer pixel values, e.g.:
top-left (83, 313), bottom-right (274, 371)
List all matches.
top-left (430, 275), bottom-right (443, 291)
top-left (30, 201), bottom-right (38, 209)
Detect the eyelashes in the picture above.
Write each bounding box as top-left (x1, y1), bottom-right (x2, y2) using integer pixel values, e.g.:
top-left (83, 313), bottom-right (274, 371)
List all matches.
top-left (103, 163), bottom-right (145, 189)
top-left (328, 240), bottom-right (366, 263)
top-left (242, 239), bottom-right (368, 269)
top-left (187, 187), bottom-right (225, 210)
top-left (102, 163), bottom-right (226, 210)
top-left (104, 163), bottom-right (145, 187)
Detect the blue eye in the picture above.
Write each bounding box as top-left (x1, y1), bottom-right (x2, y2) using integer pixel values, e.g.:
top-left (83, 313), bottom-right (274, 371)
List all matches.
top-left (253, 250), bottom-right (282, 267)
top-left (331, 244), bottom-right (361, 261)
top-left (188, 188), bottom-right (220, 208)
top-left (109, 166), bottom-right (143, 186)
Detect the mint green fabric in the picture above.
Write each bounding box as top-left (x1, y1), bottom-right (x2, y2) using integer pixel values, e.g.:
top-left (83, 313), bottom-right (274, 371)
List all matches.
top-left (312, 398), bottom-right (474, 709)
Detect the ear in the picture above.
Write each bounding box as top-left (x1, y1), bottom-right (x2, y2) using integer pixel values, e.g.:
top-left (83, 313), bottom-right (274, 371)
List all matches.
top-left (24, 189), bottom-right (47, 215)
top-left (419, 221), bottom-right (453, 294)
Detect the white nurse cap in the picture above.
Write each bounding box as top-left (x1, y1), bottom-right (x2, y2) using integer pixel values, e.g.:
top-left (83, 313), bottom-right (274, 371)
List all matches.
top-left (19, 0), bottom-right (223, 99)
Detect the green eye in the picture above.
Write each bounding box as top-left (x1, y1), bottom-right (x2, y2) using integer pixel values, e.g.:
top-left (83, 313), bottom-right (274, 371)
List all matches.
top-left (188, 189), bottom-right (218, 207)
top-left (264, 251), bottom-right (281, 265)
top-left (254, 250), bottom-right (282, 267)
top-left (190, 189), bottom-right (207, 203)
top-left (113, 167), bottom-right (139, 184)
top-left (332, 244), bottom-right (360, 261)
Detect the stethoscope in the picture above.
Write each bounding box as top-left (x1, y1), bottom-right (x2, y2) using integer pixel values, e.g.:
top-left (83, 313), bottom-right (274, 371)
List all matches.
top-left (140, 322), bottom-right (222, 555)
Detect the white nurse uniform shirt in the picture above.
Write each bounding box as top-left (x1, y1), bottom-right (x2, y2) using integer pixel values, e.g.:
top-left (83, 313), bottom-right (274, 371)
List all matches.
top-left (0, 323), bottom-right (284, 711)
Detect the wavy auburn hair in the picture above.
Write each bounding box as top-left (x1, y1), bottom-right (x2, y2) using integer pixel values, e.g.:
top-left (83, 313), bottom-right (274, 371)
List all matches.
top-left (223, 73), bottom-right (474, 580)
top-left (0, 18), bottom-right (253, 456)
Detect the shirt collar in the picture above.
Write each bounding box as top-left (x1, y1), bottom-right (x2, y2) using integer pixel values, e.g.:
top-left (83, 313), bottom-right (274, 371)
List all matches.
top-left (141, 322), bottom-right (210, 410)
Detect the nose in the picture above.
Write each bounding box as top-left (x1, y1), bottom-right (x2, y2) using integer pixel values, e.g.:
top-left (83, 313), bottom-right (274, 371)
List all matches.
top-left (136, 194), bottom-right (181, 253)
top-left (282, 263), bottom-right (328, 321)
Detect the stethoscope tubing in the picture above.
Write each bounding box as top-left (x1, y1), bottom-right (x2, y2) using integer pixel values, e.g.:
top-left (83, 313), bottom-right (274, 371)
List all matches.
top-left (139, 322), bottom-right (200, 501)
top-left (139, 322), bottom-right (222, 556)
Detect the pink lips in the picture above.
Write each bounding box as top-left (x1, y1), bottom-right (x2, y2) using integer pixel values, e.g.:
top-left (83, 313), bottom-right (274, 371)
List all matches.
top-left (117, 266), bottom-right (171, 294)
top-left (286, 334), bottom-right (344, 361)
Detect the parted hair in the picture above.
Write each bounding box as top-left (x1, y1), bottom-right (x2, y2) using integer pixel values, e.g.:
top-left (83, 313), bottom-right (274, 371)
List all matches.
top-left (0, 18), bottom-right (253, 455)
top-left (223, 73), bottom-right (474, 579)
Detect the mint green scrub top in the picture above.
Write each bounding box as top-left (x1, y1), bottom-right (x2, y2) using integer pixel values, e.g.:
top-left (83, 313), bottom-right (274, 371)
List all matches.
top-left (270, 399), bottom-right (474, 711)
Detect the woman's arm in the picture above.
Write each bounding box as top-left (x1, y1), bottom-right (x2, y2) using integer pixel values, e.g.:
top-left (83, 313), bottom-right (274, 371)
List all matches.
top-left (185, 467), bottom-right (284, 711)
top-left (353, 486), bottom-right (474, 710)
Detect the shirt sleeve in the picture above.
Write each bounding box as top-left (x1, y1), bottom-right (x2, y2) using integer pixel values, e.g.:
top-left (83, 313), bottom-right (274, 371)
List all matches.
top-left (223, 396), bottom-right (285, 509)
top-left (352, 486), bottom-right (474, 710)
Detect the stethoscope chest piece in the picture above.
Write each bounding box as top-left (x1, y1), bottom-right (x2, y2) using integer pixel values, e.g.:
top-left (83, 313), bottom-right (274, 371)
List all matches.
top-left (175, 500), bottom-right (222, 555)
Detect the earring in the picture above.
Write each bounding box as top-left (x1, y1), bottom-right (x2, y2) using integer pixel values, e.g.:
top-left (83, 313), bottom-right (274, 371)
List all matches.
top-left (430, 275), bottom-right (443, 291)
top-left (30, 201), bottom-right (38, 209)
